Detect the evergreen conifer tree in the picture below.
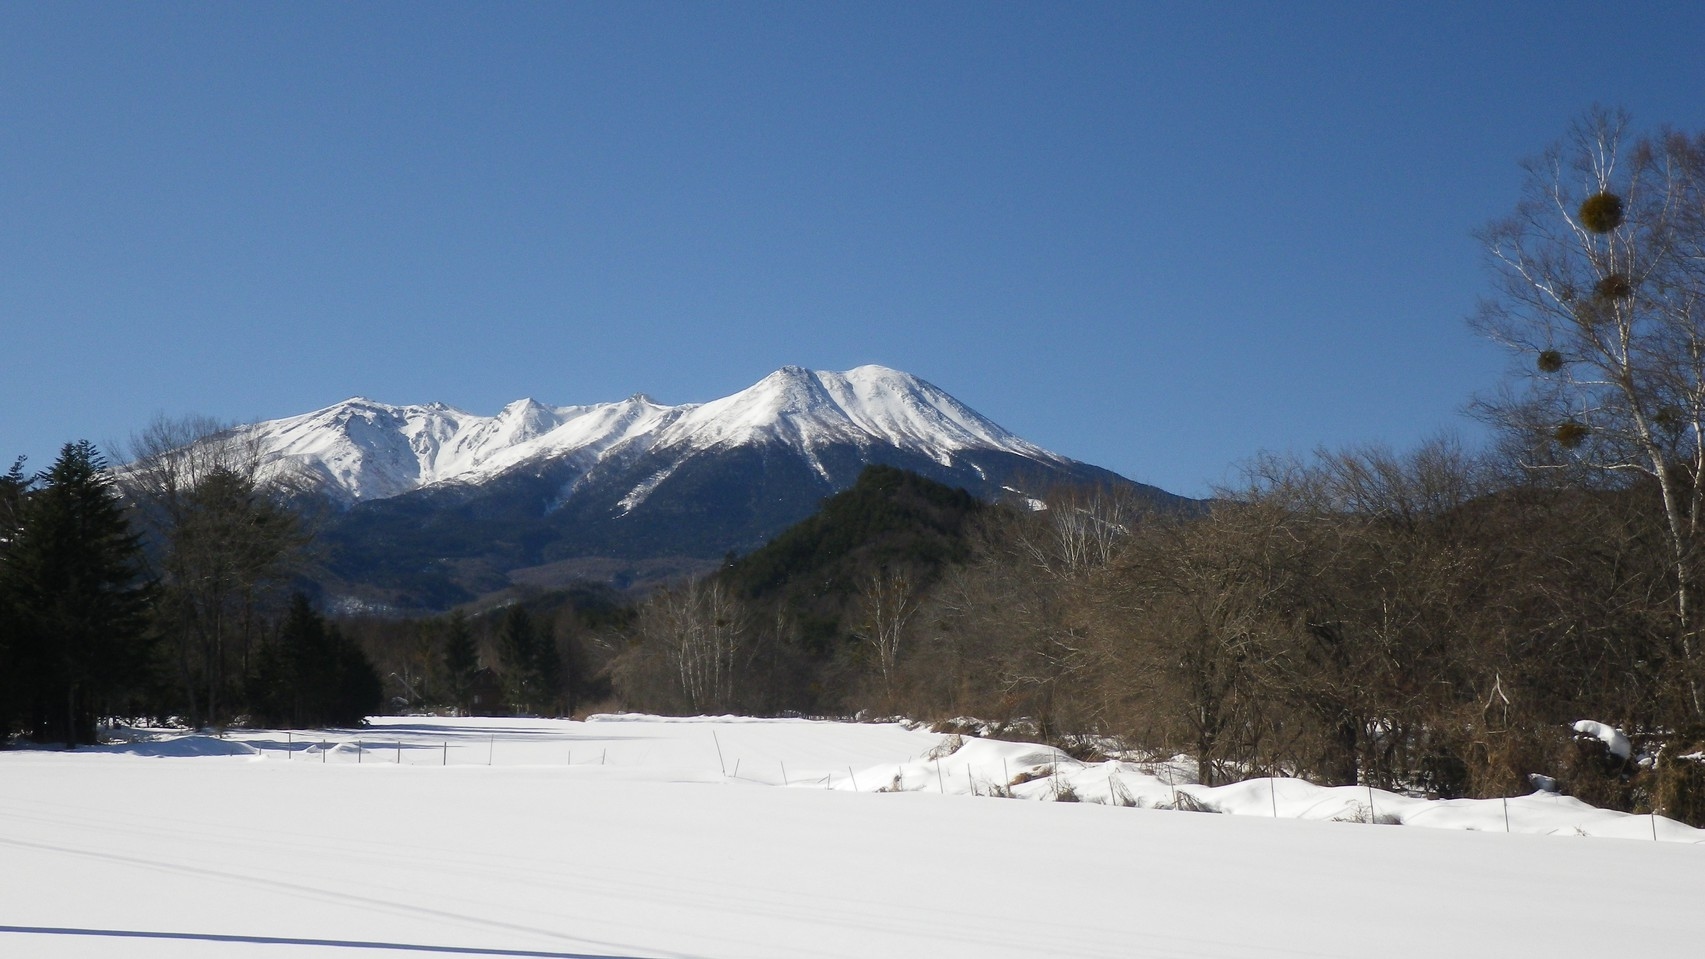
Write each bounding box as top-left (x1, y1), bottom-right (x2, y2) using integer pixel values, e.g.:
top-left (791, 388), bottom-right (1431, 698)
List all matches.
top-left (0, 442), bottom-right (152, 745)
top-left (498, 606), bottom-right (542, 714)
top-left (249, 593), bottom-right (382, 728)
top-left (0, 457), bottom-right (30, 742)
top-left (442, 609), bottom-right (478, 715)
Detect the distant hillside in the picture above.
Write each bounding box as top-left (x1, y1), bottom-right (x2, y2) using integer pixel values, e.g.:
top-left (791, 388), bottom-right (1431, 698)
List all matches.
top-left (720, 464), bottom-right (985, 653)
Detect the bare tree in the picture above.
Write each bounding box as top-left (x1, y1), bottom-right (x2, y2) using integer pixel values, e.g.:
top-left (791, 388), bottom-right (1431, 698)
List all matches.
top-left (122, 415), bottom-right (311, 726)
top-left (629, 578), bottom-right (753, 714)
top-left (1473, 107), bottom-right (1705, 713)
top-left (851, 566), bottom-right (921, 706)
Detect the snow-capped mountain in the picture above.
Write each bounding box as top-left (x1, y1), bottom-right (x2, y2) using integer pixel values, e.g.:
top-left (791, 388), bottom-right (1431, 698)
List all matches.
top-left (247, 366), bottom-right (1073, 507)
top-left (232, 366), bottom-right (1187, 610)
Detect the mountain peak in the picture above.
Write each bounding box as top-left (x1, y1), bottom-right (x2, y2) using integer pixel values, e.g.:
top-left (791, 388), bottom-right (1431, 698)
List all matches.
top-left (235, 366), bottom-right (1081, 505)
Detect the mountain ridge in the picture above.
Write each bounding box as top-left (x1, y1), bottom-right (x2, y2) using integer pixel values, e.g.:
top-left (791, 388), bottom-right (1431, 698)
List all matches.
top-left (246, 365), bottom-right (1074, 508)
top-left (218, 365), bottom-right (1191, 611)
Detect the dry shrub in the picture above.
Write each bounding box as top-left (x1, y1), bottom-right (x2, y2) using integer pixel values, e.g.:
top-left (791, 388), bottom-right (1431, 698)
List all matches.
top-left (1009, 767), bottom-right (1048, 786)
top-left (1655, 730), bottom-right (1705, 827)
top-left (1462, 725), bottom-right (1557, 799)
top-left (1169, 790), bottom-right (1212, 813)
top-left (1555, 735), bottom-right (1637, 812)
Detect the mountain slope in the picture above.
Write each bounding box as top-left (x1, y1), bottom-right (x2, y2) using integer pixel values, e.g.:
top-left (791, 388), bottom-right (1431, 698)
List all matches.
top-left (231, 366), bottom-right (1191, 611)
top-left (249, 366), bottom-right (1074, 507)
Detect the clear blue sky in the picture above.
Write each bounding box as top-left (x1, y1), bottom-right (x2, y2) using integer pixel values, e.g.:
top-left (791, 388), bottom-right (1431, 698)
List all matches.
top-left (5, 2), bottom-right (1704, 497)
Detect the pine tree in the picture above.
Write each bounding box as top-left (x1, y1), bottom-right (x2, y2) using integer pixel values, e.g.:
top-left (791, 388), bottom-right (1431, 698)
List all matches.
top-left (0, 457), bottom-right (30, 742)
top-left (498, 606), bottom-right (542, 714)
top-left (441, 609), bottom-right (478, 715)
top-left (535, 628), bottom-right (566, 718)
top-left (250, 593), bottom-right (381, 728)
top-left (0, 442), bottom-right (152, 746)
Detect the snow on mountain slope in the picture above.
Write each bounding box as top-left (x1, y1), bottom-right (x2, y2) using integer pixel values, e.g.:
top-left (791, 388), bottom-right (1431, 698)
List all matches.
top-left (240, 366), bottom-right (1075, 505)
top-left (649, 365), bottom-right (1064, 464)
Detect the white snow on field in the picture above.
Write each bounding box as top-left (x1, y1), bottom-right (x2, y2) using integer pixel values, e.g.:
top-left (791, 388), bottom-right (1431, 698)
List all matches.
top-left (2, 715), bottom-right (1701, 958)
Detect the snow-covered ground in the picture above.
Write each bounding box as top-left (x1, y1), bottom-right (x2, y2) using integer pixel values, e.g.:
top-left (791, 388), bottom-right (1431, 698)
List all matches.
top-left (2, 715), bottom-right (1700, 957)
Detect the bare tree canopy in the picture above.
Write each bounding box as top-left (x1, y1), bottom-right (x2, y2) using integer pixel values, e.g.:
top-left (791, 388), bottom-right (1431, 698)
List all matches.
top-left (1473, 107), bottom-right (1705, 715)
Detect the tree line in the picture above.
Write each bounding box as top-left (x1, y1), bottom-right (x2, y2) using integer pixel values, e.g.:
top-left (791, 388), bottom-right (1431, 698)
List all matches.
top-left (0, 429), bottom-right (381, 745)
top-left (577, 109), bottom-right (1705, 821)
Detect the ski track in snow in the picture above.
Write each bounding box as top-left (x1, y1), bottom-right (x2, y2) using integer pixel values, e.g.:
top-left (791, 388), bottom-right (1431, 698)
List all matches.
top-left (1, 715), bottom-right (1700, 959)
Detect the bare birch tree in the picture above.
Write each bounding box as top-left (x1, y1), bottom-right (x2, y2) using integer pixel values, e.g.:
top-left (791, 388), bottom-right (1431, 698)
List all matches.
top-left (635, 578), bottom-right (752, 713)
top-left (1473, 107), bottom-right (1705, 714)
top-left (852, 566), bottom-right (920, 704)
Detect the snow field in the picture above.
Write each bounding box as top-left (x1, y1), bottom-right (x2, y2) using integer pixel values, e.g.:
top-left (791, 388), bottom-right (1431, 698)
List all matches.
top-left (2, 715), bottom-right (1701, 958)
